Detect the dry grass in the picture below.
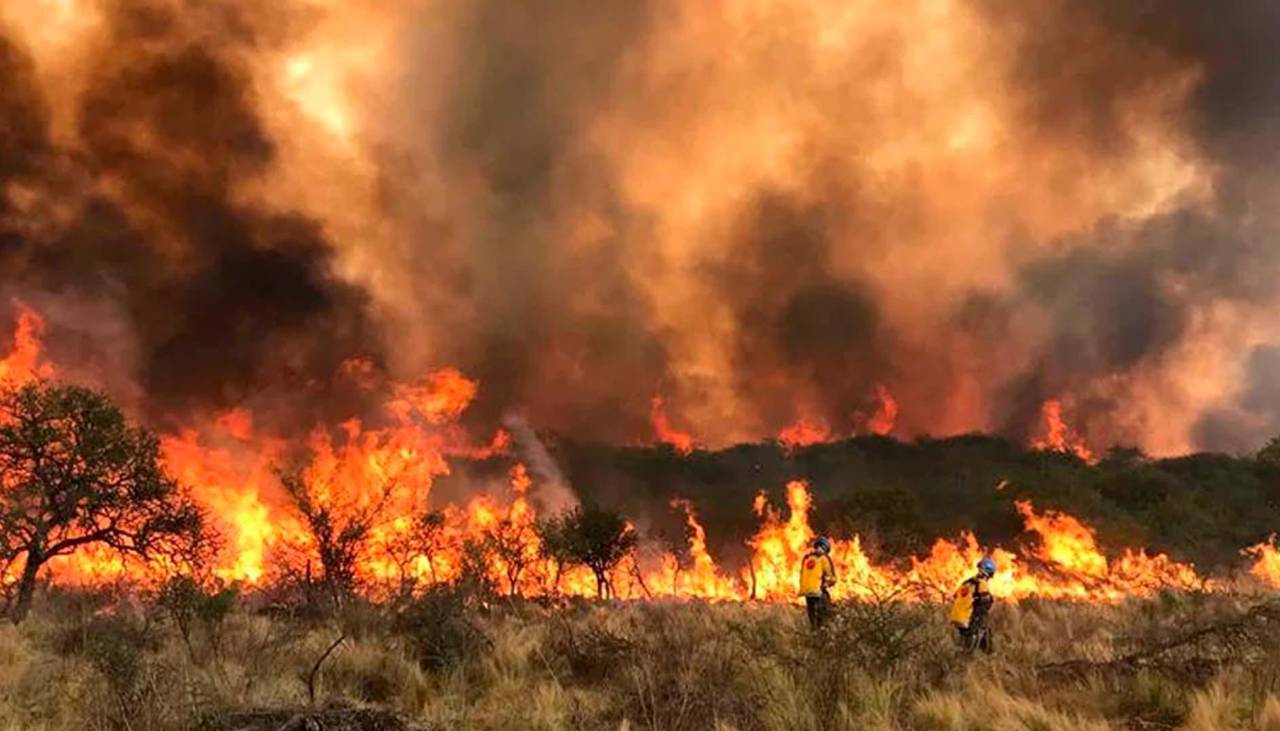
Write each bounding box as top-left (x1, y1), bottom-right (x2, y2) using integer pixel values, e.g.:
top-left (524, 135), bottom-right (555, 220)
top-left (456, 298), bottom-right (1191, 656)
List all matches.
top-left (0, 591), bottom-right (1277, 730)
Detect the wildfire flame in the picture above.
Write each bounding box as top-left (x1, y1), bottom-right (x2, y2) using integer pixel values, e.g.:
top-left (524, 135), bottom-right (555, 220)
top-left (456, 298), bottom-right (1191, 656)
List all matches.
top-left (0, 305), bottom-right (54, 388)
top-left (777, 419), bottom-right (832, 452)
top-left (0, 309), bottom-right (1270, 603)
top-left (1247, 538), bottom-right (1280, 589)
top-left (777, 385), bottom-right (898, 450)
top-left (865, 384), bottom-right (898, 436)
top-left (1032, 399), bottom-right (1096, 463)
top-left (651, 396), bottom-right (696, 455)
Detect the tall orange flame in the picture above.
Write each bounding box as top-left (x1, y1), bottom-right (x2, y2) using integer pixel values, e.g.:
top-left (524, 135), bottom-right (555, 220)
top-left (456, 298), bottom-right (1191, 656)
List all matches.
top-left (1032, 399), bottom-right (1096, 462)
top-left (866, 384), bottom-right (899, 436)
top-left (1246, 537), bottom-right (1280, 588)
top-left (0, 305), bottom-right (54, 388)
top-left (650, 396), bottom-right (696, 455)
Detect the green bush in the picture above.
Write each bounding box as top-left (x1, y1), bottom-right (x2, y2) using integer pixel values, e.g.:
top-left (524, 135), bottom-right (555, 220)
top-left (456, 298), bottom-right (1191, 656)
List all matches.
top-left (393, 586), bottom-right (491, 673)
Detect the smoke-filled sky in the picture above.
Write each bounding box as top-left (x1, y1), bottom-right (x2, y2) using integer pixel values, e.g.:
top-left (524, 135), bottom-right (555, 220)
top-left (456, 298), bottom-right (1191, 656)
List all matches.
top-left (1, 0), bottom-right (1279, 455)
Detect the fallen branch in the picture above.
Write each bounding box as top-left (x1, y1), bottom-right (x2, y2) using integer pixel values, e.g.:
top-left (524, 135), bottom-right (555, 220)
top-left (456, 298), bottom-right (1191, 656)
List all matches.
top-left (304, 633), bottom-right (347, 706)
top-left (1039, 600), bottom-right (1280, 683)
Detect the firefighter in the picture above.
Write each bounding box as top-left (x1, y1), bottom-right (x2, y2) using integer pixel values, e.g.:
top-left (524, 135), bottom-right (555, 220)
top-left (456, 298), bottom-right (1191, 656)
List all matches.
top-left (799, 536), bottom-right (837, 628)
top-left (949, 556), bottom-right (996, 653)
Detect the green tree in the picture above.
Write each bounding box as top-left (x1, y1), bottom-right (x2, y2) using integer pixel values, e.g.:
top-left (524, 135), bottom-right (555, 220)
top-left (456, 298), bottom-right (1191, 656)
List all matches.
top-left (1257, 435), bottom-right (1280, 469)
top-left (546, 505), bottom-right (638, 598)
top-left (537, 515), bottom-right (576, 594)
top-left (0, 382), bottom-right (205, 623)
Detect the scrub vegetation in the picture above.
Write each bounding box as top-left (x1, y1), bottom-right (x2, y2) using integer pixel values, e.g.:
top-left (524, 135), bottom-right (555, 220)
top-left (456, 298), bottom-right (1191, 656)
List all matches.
top-left (2, 585), bottom-right (1279, 731)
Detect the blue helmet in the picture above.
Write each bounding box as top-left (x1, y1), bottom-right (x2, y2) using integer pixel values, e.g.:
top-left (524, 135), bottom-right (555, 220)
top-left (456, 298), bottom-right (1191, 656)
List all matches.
top-left (813, 536), bottom-right (832, 554)
top-left (977, 556), bottom-right (997, 577)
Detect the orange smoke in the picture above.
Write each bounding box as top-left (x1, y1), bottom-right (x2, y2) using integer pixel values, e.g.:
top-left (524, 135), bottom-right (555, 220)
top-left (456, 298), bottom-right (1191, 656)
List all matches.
top-left (1032, 399), bottom-right (1096, 462)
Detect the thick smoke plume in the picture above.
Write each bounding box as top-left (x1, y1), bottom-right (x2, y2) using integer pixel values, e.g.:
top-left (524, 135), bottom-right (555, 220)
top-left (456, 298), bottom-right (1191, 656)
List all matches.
top-left (2, 0), bottom-right (1279, 455)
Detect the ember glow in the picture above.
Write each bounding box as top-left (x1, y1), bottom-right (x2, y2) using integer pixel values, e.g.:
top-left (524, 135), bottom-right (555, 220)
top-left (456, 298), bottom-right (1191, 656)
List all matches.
top-left (777, 384), bottom-right (897, 450)
top-left (864, 384), bottom-right (899, 437)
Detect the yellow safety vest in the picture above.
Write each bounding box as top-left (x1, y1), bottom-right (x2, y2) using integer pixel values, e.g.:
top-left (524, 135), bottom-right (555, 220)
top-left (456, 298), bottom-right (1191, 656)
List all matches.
top-left (798, 552), bottom-right (835, 597)
top-left (949, 576), bottom-right (989, 627)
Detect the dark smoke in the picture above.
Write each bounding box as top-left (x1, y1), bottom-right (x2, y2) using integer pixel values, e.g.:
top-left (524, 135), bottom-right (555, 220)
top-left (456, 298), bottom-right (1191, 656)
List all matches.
top-left (0, 2), bottom-right (380, 428)
top-left (970, 0), bottom-right (1280, 451)
top-left (0, 33), bottom-right (51, 254)
top-left (418, 0), bottom-right (667, 440)
top-left (715, 190), bottom-right (888, 433)
top-left (3, 0), bottom-right (1280, 455)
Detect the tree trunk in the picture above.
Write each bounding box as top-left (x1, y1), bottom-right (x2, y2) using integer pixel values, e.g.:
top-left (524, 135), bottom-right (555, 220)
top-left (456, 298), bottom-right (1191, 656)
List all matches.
top-left (508, 566), bottom-right (522, 598)
top-left (11, 551), bottom-right (42, 624)
top-left (593, 568), bottom-right (607, 599)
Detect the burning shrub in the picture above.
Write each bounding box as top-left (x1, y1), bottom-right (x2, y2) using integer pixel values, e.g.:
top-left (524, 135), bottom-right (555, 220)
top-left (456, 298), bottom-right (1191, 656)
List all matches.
top-left (381, 510), bottom-right (450, 600)
top-left (279, 465), bottom-right (382, 611)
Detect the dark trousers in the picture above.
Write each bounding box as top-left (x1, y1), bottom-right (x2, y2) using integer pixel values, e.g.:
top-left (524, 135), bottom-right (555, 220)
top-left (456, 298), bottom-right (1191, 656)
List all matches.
top-left (805, 592), bottom-right (829, 629)
top-left (957, 622), bottom-right (993, 654)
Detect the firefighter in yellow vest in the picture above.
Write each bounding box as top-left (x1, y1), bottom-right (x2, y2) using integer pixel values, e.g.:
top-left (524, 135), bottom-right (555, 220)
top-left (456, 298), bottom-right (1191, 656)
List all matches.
top-left (949, 556), bottom-right (996, 653)
top-left (799, 536), bottom-right (836, 628)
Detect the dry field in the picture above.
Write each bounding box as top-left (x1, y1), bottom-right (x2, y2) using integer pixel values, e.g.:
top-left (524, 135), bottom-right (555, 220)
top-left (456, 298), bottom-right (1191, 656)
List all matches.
top-left (1, 588), bottom-right (1279, 731)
